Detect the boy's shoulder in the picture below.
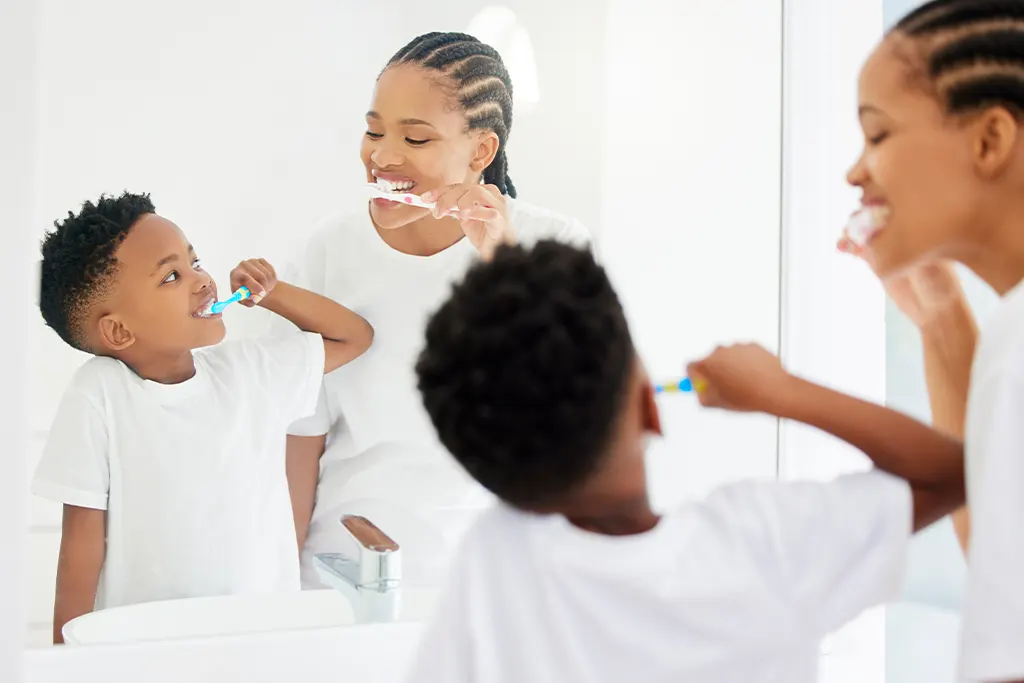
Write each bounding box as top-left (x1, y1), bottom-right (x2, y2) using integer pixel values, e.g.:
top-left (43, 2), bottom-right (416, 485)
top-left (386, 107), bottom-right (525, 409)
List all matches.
top-left (63, 354), bottom-right (133, 398)
top-left (195, 332), bottom-right (322, 376)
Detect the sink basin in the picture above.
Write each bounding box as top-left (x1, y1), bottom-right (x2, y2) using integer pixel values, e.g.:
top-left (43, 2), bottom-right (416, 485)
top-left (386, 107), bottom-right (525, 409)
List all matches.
top-left (62, 587), bottom-right (439, 645)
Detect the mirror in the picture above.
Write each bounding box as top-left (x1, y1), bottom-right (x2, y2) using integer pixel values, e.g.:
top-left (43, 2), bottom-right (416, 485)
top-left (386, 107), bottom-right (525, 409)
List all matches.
top-left (23, 0), bottom-right (784, 649)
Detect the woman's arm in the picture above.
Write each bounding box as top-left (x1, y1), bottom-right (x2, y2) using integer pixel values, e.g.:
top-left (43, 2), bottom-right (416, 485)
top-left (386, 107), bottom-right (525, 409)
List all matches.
top-left (838, 240), bottom-right (977, 554)
top-left (919, 299), bottom-right (977, 553)
top-left (286, 434), bottom-right (326, 553)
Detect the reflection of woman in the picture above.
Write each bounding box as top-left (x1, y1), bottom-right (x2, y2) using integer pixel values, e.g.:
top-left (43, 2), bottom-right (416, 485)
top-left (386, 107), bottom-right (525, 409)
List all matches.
top-left (281, 32), bottom-right (590, 586)
top-left (838, 237), bottom-right (975, 554)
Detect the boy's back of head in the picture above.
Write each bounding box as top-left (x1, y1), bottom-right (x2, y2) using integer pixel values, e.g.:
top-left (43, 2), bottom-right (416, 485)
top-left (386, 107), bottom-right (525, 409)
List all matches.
top-left (39, 191), bottom-right (225, 363)
top-left (416, 241), bottom-right (660, 518)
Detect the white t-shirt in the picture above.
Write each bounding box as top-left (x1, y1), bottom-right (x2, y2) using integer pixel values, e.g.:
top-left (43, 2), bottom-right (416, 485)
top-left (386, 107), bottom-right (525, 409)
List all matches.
top-left (281, 200), bottom-right (591, 586)
top-left (31, 332), bottom-right (325, 610)
top-left (407, 471), bottom-right (911, 683)
top-left (959, 278), bottom-right (1024, 682)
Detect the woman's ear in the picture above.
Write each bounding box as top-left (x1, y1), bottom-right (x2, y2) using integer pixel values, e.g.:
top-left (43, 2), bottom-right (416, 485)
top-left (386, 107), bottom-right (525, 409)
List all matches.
top-left (469, 131), bottom-right (500, 174)
top-left (973, 106), bottom-right (1019, 179)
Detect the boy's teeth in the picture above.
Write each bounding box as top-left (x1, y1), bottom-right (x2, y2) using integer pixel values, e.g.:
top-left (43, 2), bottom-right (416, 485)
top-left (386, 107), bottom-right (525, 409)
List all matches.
top-left (195, 300), bottom-right (215, 318)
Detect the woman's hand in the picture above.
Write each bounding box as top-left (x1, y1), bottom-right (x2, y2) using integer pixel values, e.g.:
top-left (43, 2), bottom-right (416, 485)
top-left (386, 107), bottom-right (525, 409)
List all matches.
top-left (837, 235), bottom-right (967, 328)
top-left (422, 183), bottom-right (515, 260)
top-left (838, 232), bottom-right (975, 555)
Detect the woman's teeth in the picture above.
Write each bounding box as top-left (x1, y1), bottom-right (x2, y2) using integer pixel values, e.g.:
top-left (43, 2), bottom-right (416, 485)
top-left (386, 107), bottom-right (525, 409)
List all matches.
top-left (375, 178), bottom-right (415, 193)
top-left (845, 205), bottom-right (890, 247)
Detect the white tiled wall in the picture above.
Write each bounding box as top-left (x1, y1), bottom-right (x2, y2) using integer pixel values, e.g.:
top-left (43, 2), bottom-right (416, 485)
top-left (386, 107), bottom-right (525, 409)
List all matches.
top-left (25, 433), bottom-right (61, 647)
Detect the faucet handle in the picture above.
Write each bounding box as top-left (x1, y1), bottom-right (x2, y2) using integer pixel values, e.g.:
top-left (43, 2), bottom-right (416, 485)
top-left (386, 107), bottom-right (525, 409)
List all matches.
top-left (341, 515), bottom-right (399, 553)
top-left (338, 514), bottom-right (402, 588)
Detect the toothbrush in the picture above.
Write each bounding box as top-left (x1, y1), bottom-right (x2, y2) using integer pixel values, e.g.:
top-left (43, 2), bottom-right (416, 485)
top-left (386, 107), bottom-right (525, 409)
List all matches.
top-left (843, 205), bottom-right (889, 247)
top-left (210, 286), bottom-right (251, 315)
top-left (366, 183), bottom-right (460, 215)
top-left (655, 377), bottom-right (706, 394)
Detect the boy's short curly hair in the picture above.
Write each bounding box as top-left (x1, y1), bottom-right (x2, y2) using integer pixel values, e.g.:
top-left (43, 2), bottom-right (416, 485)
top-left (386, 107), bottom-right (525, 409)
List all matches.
top-left (416, 241), bottom-right (633, 508)
top-left (39, 191), bottom-right (155, 351)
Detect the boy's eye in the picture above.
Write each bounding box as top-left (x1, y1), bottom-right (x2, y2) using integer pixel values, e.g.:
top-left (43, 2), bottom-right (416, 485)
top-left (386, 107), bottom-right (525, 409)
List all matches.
top-left (162, 271), bottom-right (179, 284)
top-left (193, 258), bottom-right (203, 271)
top-left (365, 131), bottom-right (383, 140)
top-left (405, 138), bottom-right (429, 146)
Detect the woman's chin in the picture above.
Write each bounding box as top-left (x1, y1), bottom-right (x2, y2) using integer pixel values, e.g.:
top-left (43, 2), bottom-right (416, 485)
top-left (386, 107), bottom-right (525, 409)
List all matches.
top-left (369, 201), bottom-right (424, 230)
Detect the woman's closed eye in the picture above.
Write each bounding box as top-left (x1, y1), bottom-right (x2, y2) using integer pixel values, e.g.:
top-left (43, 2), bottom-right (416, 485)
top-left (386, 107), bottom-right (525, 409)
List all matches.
top-left (405, 137), bottom-right (430, 146)
top-left (365, 131), bottom-right (384, 140)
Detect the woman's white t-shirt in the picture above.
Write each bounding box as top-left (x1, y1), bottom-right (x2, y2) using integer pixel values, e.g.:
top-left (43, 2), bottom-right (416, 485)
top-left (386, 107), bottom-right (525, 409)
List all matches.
top-left (282, 200), bottom-right (590, 585)
top-left (959, 277), bottom-right (1024, 682)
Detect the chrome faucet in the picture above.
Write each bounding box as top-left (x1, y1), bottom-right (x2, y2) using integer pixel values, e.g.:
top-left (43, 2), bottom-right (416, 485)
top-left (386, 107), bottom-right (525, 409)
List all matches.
top-left (313, 515), bottom-right (402, 623)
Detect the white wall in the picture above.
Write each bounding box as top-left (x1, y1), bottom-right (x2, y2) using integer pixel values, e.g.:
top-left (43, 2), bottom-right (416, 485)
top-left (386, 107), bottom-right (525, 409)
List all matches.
top-left (0, 0), bottom-right (37, 675)
top-left (781, 0), bottom-right (886, 680)
top-left (599, 0), bottom-right (783, 509)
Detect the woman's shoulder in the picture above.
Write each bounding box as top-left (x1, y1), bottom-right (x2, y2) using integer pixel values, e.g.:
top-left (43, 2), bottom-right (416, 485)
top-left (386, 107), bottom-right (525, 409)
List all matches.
top-left (506, 198), bottom-right (591, 248)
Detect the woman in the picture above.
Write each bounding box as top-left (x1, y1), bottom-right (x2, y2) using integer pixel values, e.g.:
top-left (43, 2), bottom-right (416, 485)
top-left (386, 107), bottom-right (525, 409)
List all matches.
top-left (280, 32), bottom-right (590, 586)
top-left (705, 2), bottom-right (1024, 679)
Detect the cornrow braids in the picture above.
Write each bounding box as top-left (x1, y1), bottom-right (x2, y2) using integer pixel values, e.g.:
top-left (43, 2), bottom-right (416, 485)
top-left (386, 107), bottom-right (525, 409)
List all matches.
top-left (386, 32), bottom-right (518, 198)
top-left (895, 0), bottom-right (1024, 117)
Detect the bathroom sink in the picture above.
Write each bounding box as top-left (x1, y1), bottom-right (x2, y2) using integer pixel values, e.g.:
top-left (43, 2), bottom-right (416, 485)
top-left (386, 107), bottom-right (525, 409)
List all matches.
top-left (62, 587), bottom-right (439, 645)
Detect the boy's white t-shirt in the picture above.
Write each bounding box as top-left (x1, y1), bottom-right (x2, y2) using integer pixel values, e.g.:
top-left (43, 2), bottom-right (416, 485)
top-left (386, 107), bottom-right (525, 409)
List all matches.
top-left (280, 200), bottom-right (591, 585)
top-left (407, 471), bottom-right (912, 683)
top-left (32, 332), bottom-right (325, 609)
top-left (959, 278), bottom-right (1024, 682)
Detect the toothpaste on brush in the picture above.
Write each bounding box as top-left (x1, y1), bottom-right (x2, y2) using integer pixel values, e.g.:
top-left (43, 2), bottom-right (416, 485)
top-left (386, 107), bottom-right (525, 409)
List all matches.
top-left (844, 205), bottom-right (890, 247)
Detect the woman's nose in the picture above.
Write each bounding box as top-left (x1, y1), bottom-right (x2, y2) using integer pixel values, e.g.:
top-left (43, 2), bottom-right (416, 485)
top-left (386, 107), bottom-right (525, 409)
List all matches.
top-left (846, 151), bottom-right (868, 187)
top-left (371, 140), bottom-right (404, 168)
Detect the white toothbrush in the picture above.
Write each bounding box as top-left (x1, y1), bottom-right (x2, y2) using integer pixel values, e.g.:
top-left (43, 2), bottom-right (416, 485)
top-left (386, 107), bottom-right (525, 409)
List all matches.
top-left (366, 183), bottom-right (449, 212)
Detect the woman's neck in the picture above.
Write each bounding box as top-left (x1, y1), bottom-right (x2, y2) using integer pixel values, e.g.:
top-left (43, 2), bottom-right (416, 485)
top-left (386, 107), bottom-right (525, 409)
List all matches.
top-left (957, 230), bottom-right (1024, 297)
top-left (374, 211), bottom-right (467, 257)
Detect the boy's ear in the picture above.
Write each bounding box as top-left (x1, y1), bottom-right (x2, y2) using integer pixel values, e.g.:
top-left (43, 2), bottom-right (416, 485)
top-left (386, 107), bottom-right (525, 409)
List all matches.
top-left (641, 382), bottom-right (663, 437)
top-left (97, 315), bottom-right (135, 353)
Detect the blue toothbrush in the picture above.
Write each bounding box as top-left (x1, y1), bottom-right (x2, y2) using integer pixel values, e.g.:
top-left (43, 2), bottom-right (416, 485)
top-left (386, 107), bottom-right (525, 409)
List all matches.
top-left (654, 377), bottom-right (706, 394)
top-left (210, 286), bottom-right (252, 315)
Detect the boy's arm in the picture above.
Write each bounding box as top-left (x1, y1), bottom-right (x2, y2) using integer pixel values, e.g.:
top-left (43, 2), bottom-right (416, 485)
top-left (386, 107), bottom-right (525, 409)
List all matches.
top-left (688, 344), bottom-right (965, 532)
top-left (52, 505), bottom-right (105, 644)
top-left (231, 259), bottom-right (373, 374)
top-left (777, 376), bottom-right (964, 532)
top-left (286, 434), bottom-right (325, 552)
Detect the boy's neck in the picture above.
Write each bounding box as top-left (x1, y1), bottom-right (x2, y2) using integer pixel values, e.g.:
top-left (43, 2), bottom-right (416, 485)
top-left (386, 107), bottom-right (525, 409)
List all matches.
top-left (121, 350), bottom-right (197, 384)
top-left (564, 499), bottom-right (660, 536)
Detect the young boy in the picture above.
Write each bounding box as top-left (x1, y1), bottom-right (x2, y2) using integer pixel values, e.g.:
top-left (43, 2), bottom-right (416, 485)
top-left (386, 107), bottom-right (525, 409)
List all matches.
top-left (410, 241), bottom-right (965, 683)
top-left (32, 191), bottom-right (373, 643)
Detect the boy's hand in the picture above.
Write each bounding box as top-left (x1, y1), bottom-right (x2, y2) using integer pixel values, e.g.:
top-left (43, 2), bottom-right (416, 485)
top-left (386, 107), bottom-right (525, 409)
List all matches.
top-left (229, 259), bottom-right (278, 307)
top-left (686, 343), bottom-right (797, 414)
